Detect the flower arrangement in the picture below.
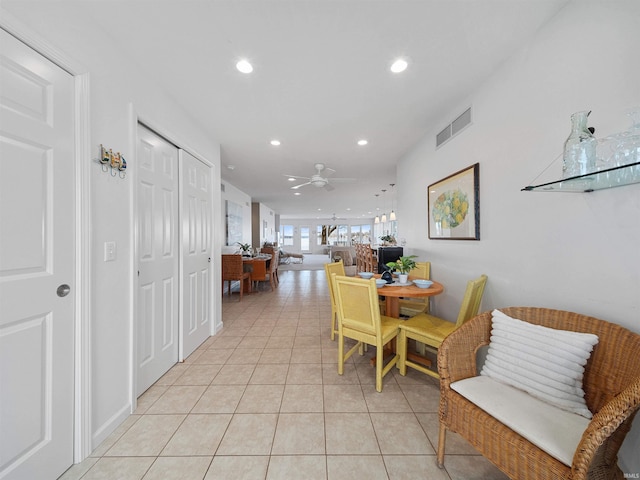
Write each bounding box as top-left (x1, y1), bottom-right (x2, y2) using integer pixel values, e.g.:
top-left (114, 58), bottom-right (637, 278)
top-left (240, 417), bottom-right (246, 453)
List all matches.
top-left (386, 255), bottom-right (417, 274)
top-left (379, 234), bottom-right (396, 245)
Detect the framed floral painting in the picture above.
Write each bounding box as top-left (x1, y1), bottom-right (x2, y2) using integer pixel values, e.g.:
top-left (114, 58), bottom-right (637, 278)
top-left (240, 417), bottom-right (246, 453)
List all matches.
top-left (428, 163), bottom-right (480, 240)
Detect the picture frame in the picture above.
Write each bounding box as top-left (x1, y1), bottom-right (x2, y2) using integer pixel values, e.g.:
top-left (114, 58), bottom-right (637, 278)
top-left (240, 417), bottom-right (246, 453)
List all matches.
top-left (428, 163), bottom-right (480, 240)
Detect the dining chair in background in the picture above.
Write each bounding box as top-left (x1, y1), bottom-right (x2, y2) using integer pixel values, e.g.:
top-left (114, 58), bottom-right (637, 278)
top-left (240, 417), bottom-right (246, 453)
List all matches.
top-left (399, 261), bottom-right (432, 317)
top-left (324, 260), bottom-right (345, 341)
top-left (332, 274), bottom-right (402, 392)
top-left (258, 250), bottom-right (279, 291)
top-left (397, 274), bottom-right (488, 379)
top-left (221, 254), bottom-right (251, 301)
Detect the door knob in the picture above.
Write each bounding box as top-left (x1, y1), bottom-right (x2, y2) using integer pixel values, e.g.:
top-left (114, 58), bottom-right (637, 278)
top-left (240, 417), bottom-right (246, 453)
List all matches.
top-left (57, 284), bottom-right (71, 297)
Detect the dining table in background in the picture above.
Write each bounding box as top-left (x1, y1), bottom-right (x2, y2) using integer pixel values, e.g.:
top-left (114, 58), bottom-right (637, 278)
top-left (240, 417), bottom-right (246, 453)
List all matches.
top-left (242, 254), bottom-right (272, 290)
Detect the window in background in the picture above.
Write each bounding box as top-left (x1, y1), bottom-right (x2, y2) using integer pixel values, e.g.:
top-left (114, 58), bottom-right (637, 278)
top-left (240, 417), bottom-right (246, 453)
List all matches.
top-left (361, 224), bottom-right (372, 244)
top-left (337, 225), bottom-right (348, 245)
top-left (351, 225), bottom-right (361, 244)
top-left (300, 226), bottom-right (310, 251)
top-left (281, 225), bottom-right (294, 246)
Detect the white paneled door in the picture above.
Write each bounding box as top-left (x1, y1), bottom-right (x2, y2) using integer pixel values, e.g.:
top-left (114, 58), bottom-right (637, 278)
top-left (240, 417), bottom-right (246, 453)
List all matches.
top-left (180, 151), bottom-right (212, 359)
top-left (0, 29), bottom-right (75, 479)
top-left (137, 125), bottom-right (179, 396)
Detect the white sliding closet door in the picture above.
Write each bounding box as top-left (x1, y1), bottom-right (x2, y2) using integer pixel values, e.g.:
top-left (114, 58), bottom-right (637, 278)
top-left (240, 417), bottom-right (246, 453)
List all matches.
top-left (136, 124), bottom-right (179, 395)
top-left (180, 150), bottom-right (212, 359)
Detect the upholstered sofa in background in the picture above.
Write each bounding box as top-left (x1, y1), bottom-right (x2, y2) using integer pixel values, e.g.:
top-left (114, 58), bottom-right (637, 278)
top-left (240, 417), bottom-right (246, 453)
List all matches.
top-left (331, 248), bottom-right (356, 276)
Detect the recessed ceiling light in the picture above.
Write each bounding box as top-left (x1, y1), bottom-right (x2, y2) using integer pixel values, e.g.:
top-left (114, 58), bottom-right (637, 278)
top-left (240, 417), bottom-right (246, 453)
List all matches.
top-left (287, 177), bottom-right (296, 182)
top-left (390, 58), bottom-right (408, 73)
top-left (226, 165), bottom-right (235, 170)
top-left (270, 139), bottom-right (281, 146)
top-left (236, 59), bottom-right (253, 73)
top-left (294, 192), bottom-right (301, 196)
top-left (357, 139), bottom-right (368, 146)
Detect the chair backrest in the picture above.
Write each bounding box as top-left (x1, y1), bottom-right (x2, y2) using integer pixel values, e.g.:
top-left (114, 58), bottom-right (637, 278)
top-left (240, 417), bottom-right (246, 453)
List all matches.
top-left (409, 261), bottom-right (431, 280)
top-left (455, 274), bottom-right (488, 327)
top-left (261, 246), bottom-right (275, 256)
top-left (333, 274), bottom-right (381, 337)
top-left (324, 261), bottom-right (345, 309)
top-left (222, 254), bottom-right (244, 280)
top-left (362, 245), bottom-right (376, 273)
top-left (269, 251), bottom-right (279, 273)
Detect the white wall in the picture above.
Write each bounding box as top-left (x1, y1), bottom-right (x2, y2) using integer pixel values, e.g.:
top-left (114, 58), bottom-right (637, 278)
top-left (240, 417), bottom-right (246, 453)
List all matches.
top-left (221, 180), bottom-right (252, 251)
top-left (252, 202), bottom-right (278, 247)
top-left (1, 6), bottom-right (222, 453)
top-left (396, 2), bottom-right (640, 472)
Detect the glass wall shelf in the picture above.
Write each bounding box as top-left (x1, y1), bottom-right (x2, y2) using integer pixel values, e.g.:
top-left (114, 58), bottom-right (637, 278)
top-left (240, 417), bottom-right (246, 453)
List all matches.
top-left (522, 161), bottom-right (640, 192)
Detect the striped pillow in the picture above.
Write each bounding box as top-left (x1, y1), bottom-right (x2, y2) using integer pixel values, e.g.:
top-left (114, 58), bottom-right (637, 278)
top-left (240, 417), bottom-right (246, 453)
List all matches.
top-left (480, 309), bottom-right (598, 418)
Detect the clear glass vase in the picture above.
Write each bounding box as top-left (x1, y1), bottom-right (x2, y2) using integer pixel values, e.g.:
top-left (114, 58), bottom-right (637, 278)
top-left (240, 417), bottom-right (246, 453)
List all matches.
top-left (562, 111), bottom-right (597, 178)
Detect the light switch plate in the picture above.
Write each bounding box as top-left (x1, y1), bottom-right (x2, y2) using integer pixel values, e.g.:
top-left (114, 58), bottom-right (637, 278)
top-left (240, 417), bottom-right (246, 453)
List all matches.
top-left (104, 241), bottom-right (116, 262)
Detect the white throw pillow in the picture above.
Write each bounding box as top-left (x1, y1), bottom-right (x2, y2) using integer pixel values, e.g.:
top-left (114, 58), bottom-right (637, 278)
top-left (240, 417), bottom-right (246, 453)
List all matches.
top-left (480, 309), bottom-right (599, 418)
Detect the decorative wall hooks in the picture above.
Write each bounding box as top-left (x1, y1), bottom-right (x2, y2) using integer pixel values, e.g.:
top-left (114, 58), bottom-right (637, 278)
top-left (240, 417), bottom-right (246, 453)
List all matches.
top-left (99, 144), bottom-right (127, 178)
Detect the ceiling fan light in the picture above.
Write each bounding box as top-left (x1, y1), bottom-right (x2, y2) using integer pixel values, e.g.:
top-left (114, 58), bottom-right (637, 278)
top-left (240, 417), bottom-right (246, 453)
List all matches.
top-left (236, 59), bottom-right (253, 73)
top-left (390, 58), bottom-right (408, 73)
top-left (390, 210), bottom-right (396, 221)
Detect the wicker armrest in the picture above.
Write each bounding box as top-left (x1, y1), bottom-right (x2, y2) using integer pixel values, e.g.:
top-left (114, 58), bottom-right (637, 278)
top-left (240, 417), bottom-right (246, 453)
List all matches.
top-left (438, 310), bottom-right (492, 387)
top-left (571, 375), bottom-right (640, 479)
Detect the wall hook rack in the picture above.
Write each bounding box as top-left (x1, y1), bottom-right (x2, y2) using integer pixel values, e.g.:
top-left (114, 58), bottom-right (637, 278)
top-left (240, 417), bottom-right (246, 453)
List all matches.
top-left (99, 144), bottom-right (127, 178)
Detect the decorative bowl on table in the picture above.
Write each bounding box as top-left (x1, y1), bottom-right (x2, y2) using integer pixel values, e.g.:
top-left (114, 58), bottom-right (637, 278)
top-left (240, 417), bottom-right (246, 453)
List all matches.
top-left (358, 272), bottom-right (374, 279)
top-left (375, 279), bottom-right (387, 288)
top-left (413, 279), bottom-right (434, 289)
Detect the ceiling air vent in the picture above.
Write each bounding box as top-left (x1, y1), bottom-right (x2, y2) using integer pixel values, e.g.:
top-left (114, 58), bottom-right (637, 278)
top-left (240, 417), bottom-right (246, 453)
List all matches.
top-left (436, 107), bottom-right (472, 148)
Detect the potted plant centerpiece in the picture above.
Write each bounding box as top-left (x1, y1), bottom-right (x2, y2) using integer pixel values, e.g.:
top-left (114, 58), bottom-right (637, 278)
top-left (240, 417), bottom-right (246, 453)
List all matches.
top-left (236, 242), bottom-right (252, 256)
top-left (386, 255), bottom-right (417, 285)
top-left (379, 234), bottom-right (396, 246)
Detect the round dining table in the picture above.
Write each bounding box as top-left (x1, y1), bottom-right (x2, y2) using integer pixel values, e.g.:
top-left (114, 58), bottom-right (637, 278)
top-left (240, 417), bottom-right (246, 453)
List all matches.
top-left (372, 276), bottom-right (444, 369)
top-left (374, 276), bottom-right (444, 318)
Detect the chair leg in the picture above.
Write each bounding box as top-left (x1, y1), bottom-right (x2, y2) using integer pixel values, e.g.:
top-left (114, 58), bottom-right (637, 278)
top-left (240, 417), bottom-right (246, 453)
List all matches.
top-left (337, 334), bottom-right (344, 375)
top-left (397, 329), bottom-right (407, 375)
top-left (375, 342), bottom-right (383, 392)
top-left (437, 422), bottom-right (447, 468)
top-left (238, 278), bottom-right (243, 301)
top-left (330, 310), bottom-right (336, 341)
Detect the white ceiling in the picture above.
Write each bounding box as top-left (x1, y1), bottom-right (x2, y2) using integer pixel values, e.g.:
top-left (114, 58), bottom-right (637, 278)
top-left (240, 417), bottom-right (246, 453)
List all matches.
top-left (3, 0), bottom-right (568, 219)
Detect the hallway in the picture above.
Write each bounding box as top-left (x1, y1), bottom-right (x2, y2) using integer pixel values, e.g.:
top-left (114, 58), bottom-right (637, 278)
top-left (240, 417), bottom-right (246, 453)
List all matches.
top-left (60, 269), bottom-right (506, 479)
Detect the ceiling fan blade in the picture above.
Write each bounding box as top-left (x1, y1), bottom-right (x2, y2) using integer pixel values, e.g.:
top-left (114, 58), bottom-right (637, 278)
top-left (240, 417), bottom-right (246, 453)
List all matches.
top-left (329, 177), bottom-right (357, 184)
top-left (283, 174), bottom-right (310, 180)
top-left (324, 167), bottom-right (337, 176)
top-left (291, 182), bottom-right (311, 189)
top-left (323, 183), bottom-right (335, 192)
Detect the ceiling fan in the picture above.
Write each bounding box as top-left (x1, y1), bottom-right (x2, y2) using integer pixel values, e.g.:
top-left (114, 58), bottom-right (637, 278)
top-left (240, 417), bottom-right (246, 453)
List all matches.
top-left (284, 163), bottom-right (356, 191)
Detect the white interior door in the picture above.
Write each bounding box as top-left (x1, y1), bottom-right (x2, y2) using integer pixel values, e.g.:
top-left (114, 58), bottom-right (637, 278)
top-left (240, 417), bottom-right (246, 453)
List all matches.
top-left (137, 124), bottom-right (179, 396)
top-left (0, 29), bottom-right (75, 479)
top-left (180, 150), bottom-right (212, 359)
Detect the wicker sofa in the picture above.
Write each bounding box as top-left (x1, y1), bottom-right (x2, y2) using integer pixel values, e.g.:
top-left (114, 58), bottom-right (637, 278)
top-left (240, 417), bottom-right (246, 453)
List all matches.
top-left (437, 307), bottom-right (640, 480)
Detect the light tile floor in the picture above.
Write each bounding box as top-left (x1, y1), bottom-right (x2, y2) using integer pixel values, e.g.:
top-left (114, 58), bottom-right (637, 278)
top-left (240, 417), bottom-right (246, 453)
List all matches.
top-left (60, 269), bottom-right (508, 480)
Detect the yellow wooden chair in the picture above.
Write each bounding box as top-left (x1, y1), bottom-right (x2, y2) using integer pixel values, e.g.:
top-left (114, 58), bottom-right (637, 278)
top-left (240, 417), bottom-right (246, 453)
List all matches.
top-left (332, 274), bottom-right (402, 392)
top-left (324, 261), bottom-right (345, 340)
top-left (398, 261), bottom-right (432, 317)
top-left (397, 274), bottom-right (487, 379)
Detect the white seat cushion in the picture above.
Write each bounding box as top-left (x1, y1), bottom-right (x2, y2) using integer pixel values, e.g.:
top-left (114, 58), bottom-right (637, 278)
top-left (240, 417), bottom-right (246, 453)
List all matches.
top-left (452, 376), bottom-right (590, 467)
